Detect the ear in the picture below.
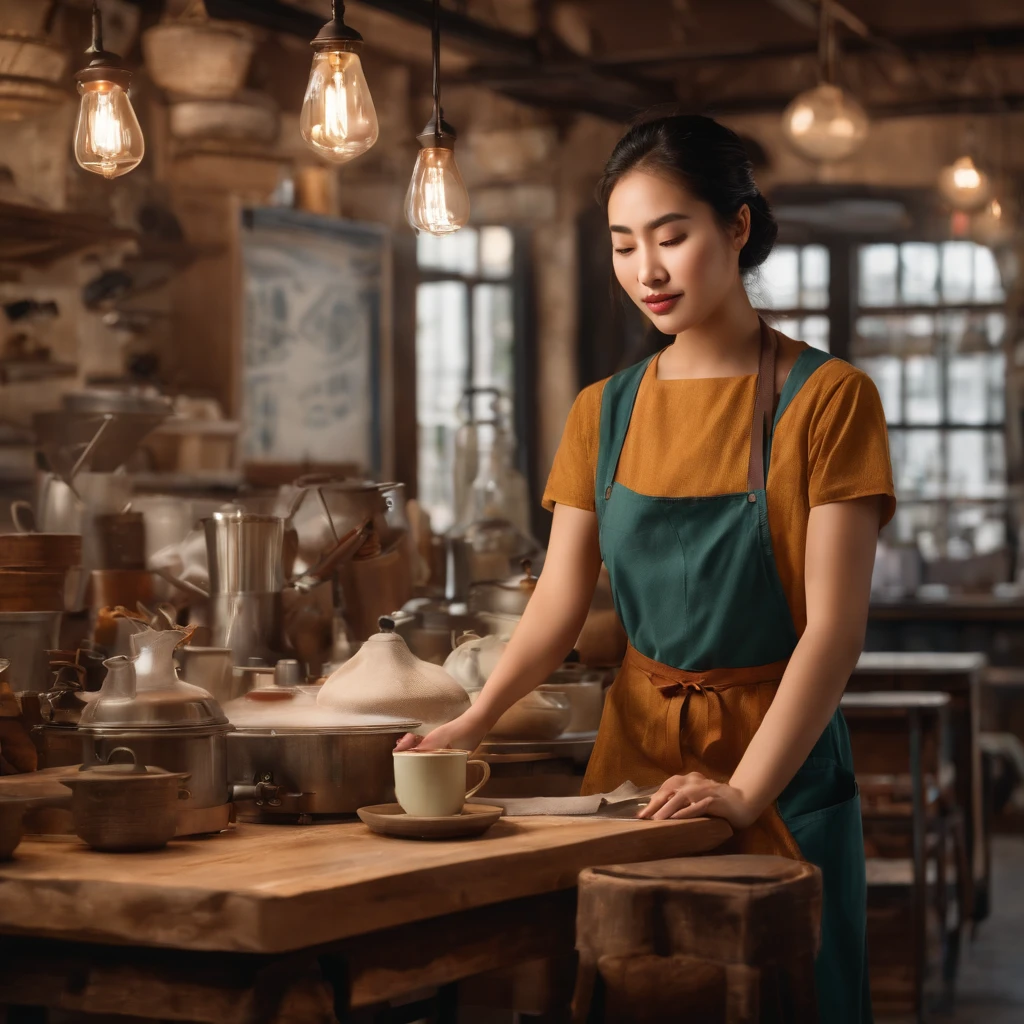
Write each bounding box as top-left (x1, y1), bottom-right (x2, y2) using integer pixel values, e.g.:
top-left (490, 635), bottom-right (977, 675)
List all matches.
top-left (732, 205), bottom-right (751, 252)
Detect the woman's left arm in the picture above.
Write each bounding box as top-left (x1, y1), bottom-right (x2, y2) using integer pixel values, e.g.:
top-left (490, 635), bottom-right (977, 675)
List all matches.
top-left (640, 494), bottom-right (882, 823)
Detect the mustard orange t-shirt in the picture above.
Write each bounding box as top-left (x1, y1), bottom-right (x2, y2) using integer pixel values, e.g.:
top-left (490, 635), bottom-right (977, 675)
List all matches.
top-left (542, 332), bottom-right (896, 635)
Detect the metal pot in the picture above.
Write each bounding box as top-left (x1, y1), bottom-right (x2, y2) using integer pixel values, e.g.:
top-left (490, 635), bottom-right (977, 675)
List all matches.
top-left (468, 560), bottom-right (538, 617)
top-left (227, 726), bottom-right (409, 819)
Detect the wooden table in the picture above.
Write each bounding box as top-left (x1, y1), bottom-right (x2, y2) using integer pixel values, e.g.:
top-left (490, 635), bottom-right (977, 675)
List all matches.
top-left (850, 652), bottom-right (988, 922)
top-left (0, 814), bottom-right (730, 1022)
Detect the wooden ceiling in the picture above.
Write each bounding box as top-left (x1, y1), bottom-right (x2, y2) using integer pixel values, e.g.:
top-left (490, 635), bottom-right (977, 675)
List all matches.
top-left (184, 1), bottom-right (1024, 121)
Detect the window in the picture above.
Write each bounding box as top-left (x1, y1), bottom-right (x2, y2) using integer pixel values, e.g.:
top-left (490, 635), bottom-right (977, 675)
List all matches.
top-left (416, 226), bottom-right (518, 532)
top-left (852, 241), bottom-right (1008, 555)
top-left (748, 244), bottom-right (831, 351)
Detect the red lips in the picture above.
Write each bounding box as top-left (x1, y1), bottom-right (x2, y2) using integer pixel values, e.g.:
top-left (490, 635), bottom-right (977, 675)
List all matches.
top-left (643, 293), bottom-right (681, 314)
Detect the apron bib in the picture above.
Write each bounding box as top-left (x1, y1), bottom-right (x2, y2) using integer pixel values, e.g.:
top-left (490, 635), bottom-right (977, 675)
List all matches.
top-left (585, 322), bottom-right (872, 1024)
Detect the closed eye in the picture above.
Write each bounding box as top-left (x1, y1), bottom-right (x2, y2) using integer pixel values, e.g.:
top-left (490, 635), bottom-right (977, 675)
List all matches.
top-left (660, 235), bottom-right (686, 247)
top-left (614, 246), bottom-right (634, 256)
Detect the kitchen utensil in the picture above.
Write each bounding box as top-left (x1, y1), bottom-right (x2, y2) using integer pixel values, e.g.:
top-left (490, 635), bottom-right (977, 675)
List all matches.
top-left (443, 631), bottom-right (506, 692)
top-left (60, 747), bottom-right (190, 852)
top-left (338, 541), bottom-right (414, 641)
top-left (78, 636), bottom-right (234, 836)
top-left (89, 570), bottom-right (156, 615)
top-left (393, 748), bottom-right (490, 817)
top-left (539, 673), bottom-right (605, 735)
top-left (468, 560), bottom-right (538, 617)
top-left (176, 646), bottom-right (236, 703)
top-left (0, 611), bottom-right (61, 692)
top-left (204, 512), bottom-right (286, 594)
top-left (223, 685), bottom-right (416, 818)
top-left (356, 802), bottom-right (504, 840)
top-left (318, 617), bottom-right (470, 735)
top-left (474, 688), bottom-right (572, 742)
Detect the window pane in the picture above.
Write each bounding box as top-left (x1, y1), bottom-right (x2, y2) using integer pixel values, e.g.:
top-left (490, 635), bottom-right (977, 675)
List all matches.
top-left (858, 356), bottom-right (901, 422)
top-left (941, 242), bottom-right (974, 303)
top-left (947, 354), bottom-right (1004, 425)
top-left (890, 429), bottom-right (943, 497)
top-left (859, 244), bottom-right (899, 306)
top-left (900, 243), bottom-right (939, 305)
top-left (801, 315), bottom-right (830, 352)
top-left (974, 245), bottom-right (1006, 303)
top-left (417, 228), bottom-right (478, 275)
top-left (416, 281), bottom-right (469, 531)
top-left (904, 356), bottom-right (941, 424)
top-left (947, 430), bottom-right (1006, 498)
top-left (759, 246), bottom-right (799, 309)
top-left (479, 226), bottom-right (514, 279)
top-left (473, 284), bottom-right (515, 401)
top-left (800, 245), bottom-right (829, 309)
top-left (986, 312), bottom-right (1006, 347)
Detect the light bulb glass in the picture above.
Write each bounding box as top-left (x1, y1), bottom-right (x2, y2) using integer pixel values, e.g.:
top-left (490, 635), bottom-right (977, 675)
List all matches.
top-left (405, 146), bottom-right (470, 236)
top-left (73, 80), bottom-right (144, 179)
top-left (939, 156), bottom-right (991, 212)
top-left (781, 83), bottom-right (869, 161)
top-left (300, 49), bottom-right (378, 164)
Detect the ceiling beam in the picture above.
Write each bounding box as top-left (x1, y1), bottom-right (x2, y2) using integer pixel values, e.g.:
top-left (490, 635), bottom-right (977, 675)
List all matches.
top-left (704, 93), bottom-right (1024, 119)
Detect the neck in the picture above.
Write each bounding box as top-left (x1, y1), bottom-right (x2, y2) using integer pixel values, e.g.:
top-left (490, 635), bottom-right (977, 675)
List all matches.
top-left (658, 284), bottom-right (761, 380)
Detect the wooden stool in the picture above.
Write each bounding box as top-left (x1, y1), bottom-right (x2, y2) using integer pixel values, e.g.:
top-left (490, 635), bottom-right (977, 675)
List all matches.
top-left (572, 855), bottom-right (822, 1024)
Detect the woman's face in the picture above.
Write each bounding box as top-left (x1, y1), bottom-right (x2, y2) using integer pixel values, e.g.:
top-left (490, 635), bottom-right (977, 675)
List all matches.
top-left (607, 169), bottom-right (749, 334)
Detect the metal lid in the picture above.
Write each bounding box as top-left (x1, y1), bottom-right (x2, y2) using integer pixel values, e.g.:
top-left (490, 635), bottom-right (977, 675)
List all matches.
top-left (224, 683), bottom-right (417, 733)
top-left (78, 637), bottom-right (230, 733)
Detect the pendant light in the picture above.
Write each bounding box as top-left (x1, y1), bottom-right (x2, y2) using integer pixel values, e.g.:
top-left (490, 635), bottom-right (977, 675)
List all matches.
top-left (938, 155), bottom-right (992, 213)
top-left (73, 1), bottom-right (145, 180)
top-left (404, 0), bottom-right (470, 236)
top-left (781, 5), bottom-right (868, 162)
top-left (299, 0), bottom-right (378, 164)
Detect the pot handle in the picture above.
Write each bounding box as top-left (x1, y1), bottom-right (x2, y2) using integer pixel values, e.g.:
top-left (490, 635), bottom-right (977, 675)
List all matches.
top-left (104, 746), bottom-right (147, 774)
top-left (10, 500), bottom-right (35, 534)
top-left (178, 786), bottom-right (192, 801)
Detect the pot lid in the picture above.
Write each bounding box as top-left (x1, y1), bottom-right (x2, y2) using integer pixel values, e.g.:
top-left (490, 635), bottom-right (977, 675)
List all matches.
top-left (224, 684), bottom-right (417, 732)
top-left (78, 628), bottom-right (229, 732)
top-left (317, 616), bottom-right (470, 735)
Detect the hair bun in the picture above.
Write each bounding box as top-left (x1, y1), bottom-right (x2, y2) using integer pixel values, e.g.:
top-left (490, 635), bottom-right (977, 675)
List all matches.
top-left (739, 192), bottom-right (777, 270)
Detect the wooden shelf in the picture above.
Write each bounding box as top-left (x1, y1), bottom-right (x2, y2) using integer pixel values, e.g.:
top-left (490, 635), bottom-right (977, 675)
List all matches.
top-left (0, 201), bottom-right (136, 267)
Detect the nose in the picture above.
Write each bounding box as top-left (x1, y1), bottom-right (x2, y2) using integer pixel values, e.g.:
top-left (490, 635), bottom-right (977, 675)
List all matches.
top-left (638, 242), bottom-right (668, 290)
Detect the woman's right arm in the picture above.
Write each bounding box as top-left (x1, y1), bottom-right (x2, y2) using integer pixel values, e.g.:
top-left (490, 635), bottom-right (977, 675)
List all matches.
top-left (395, 503), bottom-right (602, 752)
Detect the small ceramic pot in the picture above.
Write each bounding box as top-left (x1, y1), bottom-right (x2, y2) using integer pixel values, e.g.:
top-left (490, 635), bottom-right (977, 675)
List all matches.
top-left (61, 747), bottom-right (190, 852)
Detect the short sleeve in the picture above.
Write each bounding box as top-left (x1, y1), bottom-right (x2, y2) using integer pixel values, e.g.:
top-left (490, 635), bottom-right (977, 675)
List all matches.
top-left (541, 380), bottom-right (606, 512)
top-left (807, 369), bottom-right (896, 527)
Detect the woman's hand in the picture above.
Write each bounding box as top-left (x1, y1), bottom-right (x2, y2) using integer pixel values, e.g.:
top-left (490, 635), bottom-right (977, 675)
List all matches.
top-left (394, 706), bottom-right (492, 754)
top-left (637, 772), bottom-right (758, 829)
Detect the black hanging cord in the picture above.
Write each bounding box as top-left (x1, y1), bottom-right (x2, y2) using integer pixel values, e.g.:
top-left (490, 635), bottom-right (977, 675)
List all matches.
top-left (432, 0), bottom-right (441, 141)
top-left (818, 2), bottom-right (836, 85)
top-left (90, 0), bottom-right (104, 54)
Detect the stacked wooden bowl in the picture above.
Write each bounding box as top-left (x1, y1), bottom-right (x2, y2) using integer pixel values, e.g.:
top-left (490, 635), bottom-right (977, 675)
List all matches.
top-left (0, 534), bottom-right (82, 613)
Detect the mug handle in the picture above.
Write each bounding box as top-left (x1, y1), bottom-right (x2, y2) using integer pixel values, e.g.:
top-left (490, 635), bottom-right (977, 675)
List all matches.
top-left (10, 500), bottom-right (35, 533)
top-left (464, 759), bottom-right (491, 801)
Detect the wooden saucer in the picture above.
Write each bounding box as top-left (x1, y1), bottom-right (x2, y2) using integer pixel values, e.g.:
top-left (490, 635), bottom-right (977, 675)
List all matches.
top-left (356, 803), bottom-right (504, 840)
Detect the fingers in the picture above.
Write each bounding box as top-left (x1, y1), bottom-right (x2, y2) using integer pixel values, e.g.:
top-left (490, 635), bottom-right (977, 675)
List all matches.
top-left (651, 787), bottom-right (706, 820)
top-left (668, 796), bottom-right (714, 820)
top-left (393, 733), bottom-right (422, 751)
top-left (637, 777), bottom-right (683, 819)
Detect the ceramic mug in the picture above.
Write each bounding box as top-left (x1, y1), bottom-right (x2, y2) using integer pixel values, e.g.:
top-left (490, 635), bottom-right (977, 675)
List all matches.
top-left (393, 748), bottom-right (490, 817)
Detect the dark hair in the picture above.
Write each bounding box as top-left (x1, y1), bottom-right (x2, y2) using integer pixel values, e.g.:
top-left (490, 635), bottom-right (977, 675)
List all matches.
top-left (597, 114), bottom-right (777, 270)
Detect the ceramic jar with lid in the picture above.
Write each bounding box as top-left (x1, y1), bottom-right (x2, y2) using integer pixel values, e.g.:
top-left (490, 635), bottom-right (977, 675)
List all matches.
top-left (318, 616), bottom-right (470, 734)
top-left (60, 747), bottom-right (190, 851)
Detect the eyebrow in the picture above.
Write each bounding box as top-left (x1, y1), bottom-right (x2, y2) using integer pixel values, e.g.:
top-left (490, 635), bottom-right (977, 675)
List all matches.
top-left (609, 212), bottom-right (690, 235)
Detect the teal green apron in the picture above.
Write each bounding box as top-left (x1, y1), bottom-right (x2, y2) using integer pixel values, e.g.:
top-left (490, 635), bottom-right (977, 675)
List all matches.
top-left (594, 321), bottom-right (872, 1023)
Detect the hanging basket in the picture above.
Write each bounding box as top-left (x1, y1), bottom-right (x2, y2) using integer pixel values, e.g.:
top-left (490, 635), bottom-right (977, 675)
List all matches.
top-left (142, 18), bottom-right (255, 100)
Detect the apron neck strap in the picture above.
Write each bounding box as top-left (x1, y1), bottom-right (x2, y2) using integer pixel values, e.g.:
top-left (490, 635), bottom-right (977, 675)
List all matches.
top-left (747, 319), bottom-right (776, 492)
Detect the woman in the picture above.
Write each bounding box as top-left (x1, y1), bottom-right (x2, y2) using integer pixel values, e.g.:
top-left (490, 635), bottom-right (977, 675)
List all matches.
top-left (398, 114), bottom-right (895, 1022)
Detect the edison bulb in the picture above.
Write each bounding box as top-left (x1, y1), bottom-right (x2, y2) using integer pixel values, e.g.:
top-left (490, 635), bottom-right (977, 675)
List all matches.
top-left (782, 83), bottom-right (869, 162)
top-left (405, 147), bottom-right (470, 236)
top-left (939, 156), bottom-right (991, 212)
top-left (73, 80), bottom-right (144, 180)
top-left (300, 49), bottom-right (378, 164)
